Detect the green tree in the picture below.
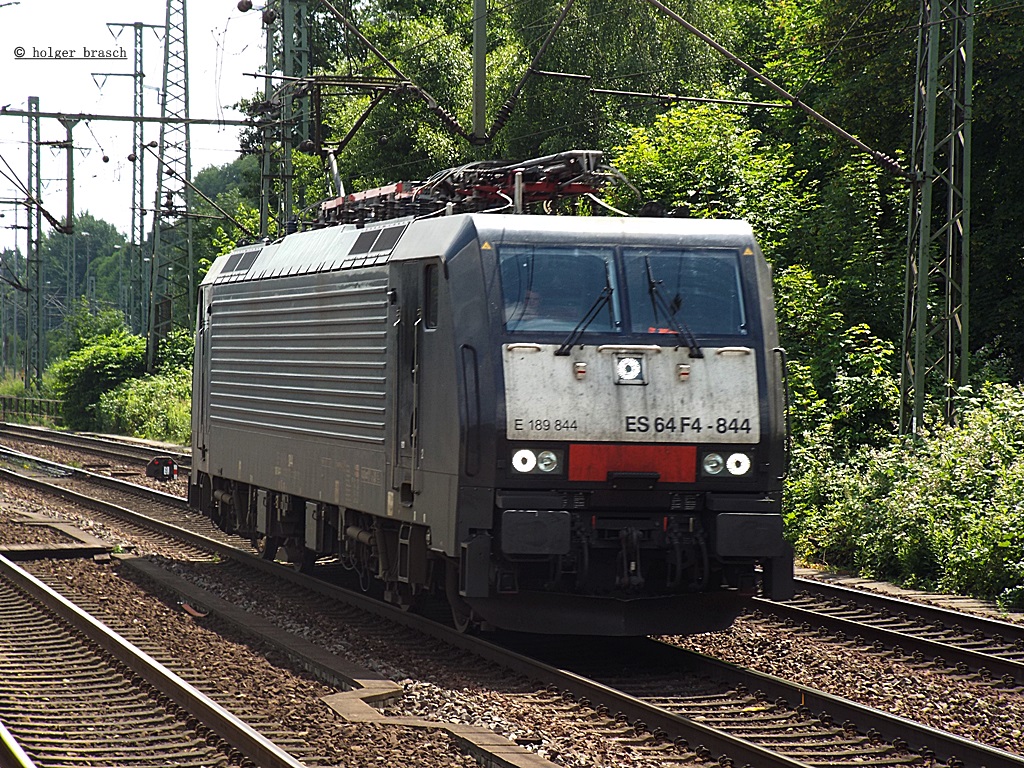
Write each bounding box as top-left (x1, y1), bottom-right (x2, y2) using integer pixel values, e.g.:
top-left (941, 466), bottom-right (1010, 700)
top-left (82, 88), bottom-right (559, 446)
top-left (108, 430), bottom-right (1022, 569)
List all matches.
top-left (47, 299), bottom-right (130, 361)
top-left (40, 213), bottom-right (128, 320)
top-left (608, 102), bottom-right (811, 256)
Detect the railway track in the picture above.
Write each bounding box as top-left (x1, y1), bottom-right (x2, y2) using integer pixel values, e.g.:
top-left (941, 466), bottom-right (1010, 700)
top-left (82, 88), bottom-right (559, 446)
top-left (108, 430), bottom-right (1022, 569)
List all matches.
top-left (0, 421), bottom-right (191, 474)
top-left (752, 578), bottom-right (1024, 688)
top-left (0, 554), bottom-right (304, 768)
top-left (2, 445), bottom-right (1022, 768)
top-left (539, 637), bottom-right (1020, 768)
top-left (0, 442), bottom-right (240, 559)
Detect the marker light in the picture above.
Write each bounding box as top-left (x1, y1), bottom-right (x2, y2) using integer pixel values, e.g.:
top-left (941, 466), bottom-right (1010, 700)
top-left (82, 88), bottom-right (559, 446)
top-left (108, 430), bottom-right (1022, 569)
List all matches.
top-left (702, 452), bottom-right (725, 475)
top-left (537, 450), bottom-right (559, 472)
top-left (512, 449), bottom-right (537, 473)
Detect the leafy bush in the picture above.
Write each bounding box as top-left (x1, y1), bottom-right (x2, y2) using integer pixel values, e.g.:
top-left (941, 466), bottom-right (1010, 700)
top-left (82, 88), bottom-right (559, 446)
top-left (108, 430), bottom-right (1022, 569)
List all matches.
top-left (48, 300), bottom-right (130, 361)
top-left (608, 101), bottom-right (813, 255)
top-left (0, 374), bottom-right (26, 397)
top-left (786, 383), bottom-right (1024, 610)
top-left (97, 367), bottom-right (192, 445)
top-left (50, 330), bottom-right (146, 430)
top-left (156, 327), bottom-right (195, 375)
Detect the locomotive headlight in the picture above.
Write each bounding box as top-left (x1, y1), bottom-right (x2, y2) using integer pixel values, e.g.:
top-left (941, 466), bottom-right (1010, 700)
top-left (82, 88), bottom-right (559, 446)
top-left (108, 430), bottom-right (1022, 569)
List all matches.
top-left (702, 452), bottom-right (725, 475)
top-left (510, 447), bottom-right (564, 475)
top-left (512, 449), bottom-right (537, 473)
top-left (615, 356), bottom-right (644, 384)
top-left (726, 452), bottom-right (752, 476)
top-left (536, 450), bottom-right (559, 473)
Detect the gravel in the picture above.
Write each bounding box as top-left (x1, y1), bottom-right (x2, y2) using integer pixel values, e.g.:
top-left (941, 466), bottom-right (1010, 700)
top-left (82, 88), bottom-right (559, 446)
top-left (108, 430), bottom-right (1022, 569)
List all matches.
top-left (667, 616), bottom-right (1024, 755)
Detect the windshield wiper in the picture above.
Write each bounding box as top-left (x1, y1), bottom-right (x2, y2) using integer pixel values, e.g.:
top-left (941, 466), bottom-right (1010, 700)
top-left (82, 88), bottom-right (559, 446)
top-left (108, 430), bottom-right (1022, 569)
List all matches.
top-left (645, 256), bottom-right (703, 358)
top-left (555, 284), bottom-right (614, 356)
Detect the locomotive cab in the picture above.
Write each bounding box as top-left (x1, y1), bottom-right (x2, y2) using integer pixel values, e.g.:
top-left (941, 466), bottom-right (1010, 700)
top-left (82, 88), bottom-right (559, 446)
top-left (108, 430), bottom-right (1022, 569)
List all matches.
top-left (444, 216), bottom-right (792, 634)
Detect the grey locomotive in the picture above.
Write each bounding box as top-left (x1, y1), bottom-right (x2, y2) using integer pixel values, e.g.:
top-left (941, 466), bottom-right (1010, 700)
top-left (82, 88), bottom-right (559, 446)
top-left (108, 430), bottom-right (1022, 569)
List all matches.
top-left (189, 208), bottom-right (793, 635)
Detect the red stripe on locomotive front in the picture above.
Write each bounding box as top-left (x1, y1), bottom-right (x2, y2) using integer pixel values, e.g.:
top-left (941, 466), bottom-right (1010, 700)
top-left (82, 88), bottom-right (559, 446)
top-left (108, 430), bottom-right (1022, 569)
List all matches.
top-left (568, 444), bottom-right (697, 483)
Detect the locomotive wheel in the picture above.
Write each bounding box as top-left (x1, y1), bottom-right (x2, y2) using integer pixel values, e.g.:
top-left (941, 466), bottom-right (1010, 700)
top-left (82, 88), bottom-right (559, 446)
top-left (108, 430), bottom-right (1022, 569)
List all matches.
top-left (298, 547), bottom-right (318, 574)
top-left (257, 535), bottom-right (282, 561)
top-left (445, 562), bottom-right (476, 634)
top-left (386, 582), bottom-right (419, 613)
top-left (451, 602), bottom-right (473, 633)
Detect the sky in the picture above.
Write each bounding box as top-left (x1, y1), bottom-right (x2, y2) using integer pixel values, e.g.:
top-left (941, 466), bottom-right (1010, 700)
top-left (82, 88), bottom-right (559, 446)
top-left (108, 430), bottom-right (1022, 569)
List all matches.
top-left (0, 0), bottom-right (268, 254)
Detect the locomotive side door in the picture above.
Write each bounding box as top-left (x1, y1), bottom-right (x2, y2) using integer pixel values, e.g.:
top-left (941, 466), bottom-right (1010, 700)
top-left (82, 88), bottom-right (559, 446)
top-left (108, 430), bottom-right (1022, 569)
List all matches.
top-left (193, 284), bottom-right (213, 464)
top-left (390, 262), bottom-right (422, 505)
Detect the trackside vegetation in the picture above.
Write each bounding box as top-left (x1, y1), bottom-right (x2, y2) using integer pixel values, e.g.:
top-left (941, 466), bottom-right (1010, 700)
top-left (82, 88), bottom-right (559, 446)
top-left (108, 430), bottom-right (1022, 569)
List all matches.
top-left (787, 384), bottom-right (1024, 611)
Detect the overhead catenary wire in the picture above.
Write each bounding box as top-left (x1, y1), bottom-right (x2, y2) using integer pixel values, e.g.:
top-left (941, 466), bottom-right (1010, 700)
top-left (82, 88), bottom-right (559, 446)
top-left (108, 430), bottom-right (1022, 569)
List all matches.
top-left (0, 152), bottom-right (69, 234)
top-left (642, 0), bottom-right (911, 181)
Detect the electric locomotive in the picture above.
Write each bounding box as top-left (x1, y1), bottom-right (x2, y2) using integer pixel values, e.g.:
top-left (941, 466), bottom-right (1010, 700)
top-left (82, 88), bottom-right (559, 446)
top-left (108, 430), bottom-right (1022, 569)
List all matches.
top-left (189, 154), bottom-right (793, 635)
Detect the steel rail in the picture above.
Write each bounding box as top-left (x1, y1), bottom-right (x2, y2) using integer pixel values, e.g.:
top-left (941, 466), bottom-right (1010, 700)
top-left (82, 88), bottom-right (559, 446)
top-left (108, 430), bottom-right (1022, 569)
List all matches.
top-left (639, 640), bottom-right (1024, 768)
top-left (0, 720), bottom-right (37, 768)
top-left (0, 454), bottom-right (805, 768)
top-left (792, 576), bottom-right (1024, 642)
top-left (0, 423), bottom-right (191, 470)
top-left (760, 598), bottom-right (1024, 685)
top-left (755, 580), bottom-right (1024, 685)
top-left (0, 553), bottom-right (305, 768)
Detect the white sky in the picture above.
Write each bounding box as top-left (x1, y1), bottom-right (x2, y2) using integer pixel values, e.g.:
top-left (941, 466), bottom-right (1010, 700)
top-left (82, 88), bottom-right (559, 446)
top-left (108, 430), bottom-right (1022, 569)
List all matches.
top-left (0, 0), bottom-right (267, 254)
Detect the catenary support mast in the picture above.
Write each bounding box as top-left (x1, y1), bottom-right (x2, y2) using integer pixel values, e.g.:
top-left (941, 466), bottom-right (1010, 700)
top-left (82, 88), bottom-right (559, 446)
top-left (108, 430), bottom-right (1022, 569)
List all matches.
top-left (148, 0), bottom-right (193, 368)
top-left (901, 0), bottom-right (973, 431)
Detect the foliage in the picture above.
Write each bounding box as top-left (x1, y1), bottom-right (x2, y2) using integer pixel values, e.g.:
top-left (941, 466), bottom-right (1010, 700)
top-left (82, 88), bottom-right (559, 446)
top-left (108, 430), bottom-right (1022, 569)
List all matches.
top-left (786, 383), bottom-right (1024, 611)
top-left (965, 2), bottom-right (1024, 379)
top-left (81, 326), bottom-right (195, 444)
top-left (39, 213), bottom-right (129, 333)
top-left (6, 0), bottom-right (1018, 614)
top-left (49, 330), bottom-right (146, 431)
top-left (608, 102), bottom-right (812, 256)
top-left (48, 299), bottom-right (130, 361)
top-left (97, 367), bottom-right (192, 445)
top-left (191, 154), bottom-right (264, 278)
top-left (156, 327), bottom-right (195, 375)
top-left (209, 202), bottom-right (266, 266)
top-left (0, 374), bottom-right (26, 397)
top-left (781, 154), bottom-right (907, 342)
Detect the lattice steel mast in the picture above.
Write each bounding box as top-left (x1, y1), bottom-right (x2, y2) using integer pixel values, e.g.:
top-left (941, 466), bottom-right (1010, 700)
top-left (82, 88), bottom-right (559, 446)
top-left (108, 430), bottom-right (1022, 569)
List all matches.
top-left (25, 97), bottom-right (42, 389)
top-left (106, 21), bottom-right (162, 332)
top-left (254, 0), bottom-right (310, 237)
top-left (148, 0), bottom-right (193, 367)
top-left (901, 0), bottom-right (974, 431)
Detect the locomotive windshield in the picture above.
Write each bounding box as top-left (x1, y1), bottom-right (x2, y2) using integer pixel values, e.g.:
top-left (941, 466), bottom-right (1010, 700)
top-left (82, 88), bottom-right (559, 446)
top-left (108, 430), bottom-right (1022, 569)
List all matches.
top-left (624, 247), bottom-right (747, 336)
top-left (500, 245), bottom-right (619, 332)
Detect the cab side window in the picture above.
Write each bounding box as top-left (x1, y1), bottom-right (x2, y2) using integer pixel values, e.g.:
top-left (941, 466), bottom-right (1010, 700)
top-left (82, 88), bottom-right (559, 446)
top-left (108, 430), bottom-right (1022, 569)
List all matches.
top-left (424, 263), bottom-right (439, 329)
